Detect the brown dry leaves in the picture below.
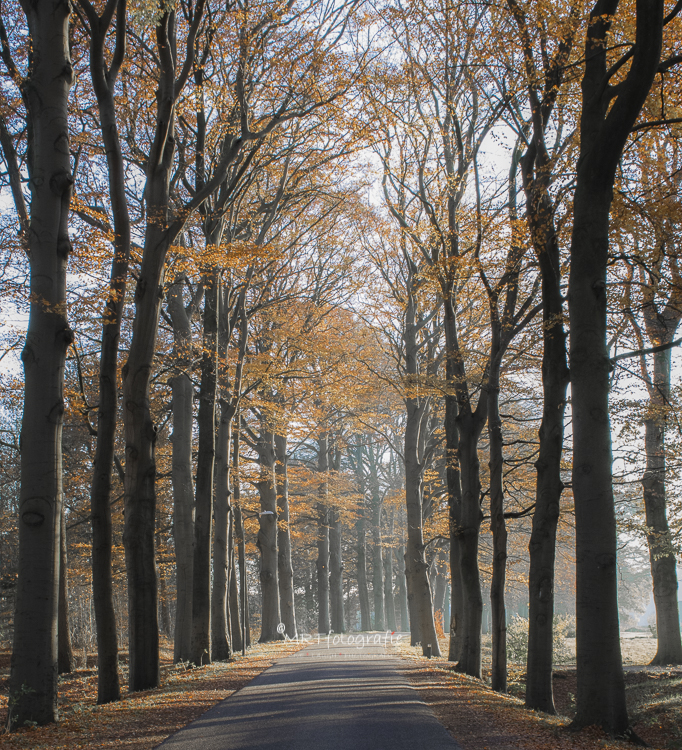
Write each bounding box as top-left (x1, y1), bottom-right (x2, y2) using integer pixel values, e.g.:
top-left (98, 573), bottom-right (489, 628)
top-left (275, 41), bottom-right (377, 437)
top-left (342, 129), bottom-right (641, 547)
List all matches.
top-left (0, 641), bottom-right (303, 750)
top-left (399, 644), bottom-right (675, 750)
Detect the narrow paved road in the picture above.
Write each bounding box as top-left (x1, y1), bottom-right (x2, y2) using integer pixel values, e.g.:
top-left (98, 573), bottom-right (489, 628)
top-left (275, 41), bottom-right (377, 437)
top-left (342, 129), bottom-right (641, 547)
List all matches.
top-left (158, 634), bottom-right (462, 750)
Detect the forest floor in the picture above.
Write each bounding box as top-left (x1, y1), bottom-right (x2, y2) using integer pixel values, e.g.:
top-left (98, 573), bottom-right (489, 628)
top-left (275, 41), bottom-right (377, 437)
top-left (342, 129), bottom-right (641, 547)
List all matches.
top-left (0, 638), bottom-right (304, 749)
top-left (400, 634), bottom-right (682, 750)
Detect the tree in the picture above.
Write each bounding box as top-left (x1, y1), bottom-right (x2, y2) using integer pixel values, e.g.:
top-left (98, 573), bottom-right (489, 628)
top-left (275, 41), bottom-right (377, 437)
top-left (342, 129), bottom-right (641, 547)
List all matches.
top-left (567, 1), bottom-right (680, 734)
top-left (1, 0), bottom-right (75, 727)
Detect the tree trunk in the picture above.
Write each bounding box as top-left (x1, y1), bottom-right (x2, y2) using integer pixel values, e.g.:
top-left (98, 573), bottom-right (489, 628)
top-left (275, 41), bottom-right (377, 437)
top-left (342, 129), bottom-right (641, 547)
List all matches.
top-left (371, 498), bottom-right (384, 631)
top-left (211, 399), bottom-right (232, 661)
top-left (569, 5), bottom-right (665, 734)
top-left (329, 508), bottom-right (345, 633)
top-left (396, 542), bottom-right (409, 632)
top-left (9, 0), bottom-right (73, 726)
top-left (191, 268), bottom-right (219, 665)
top-left (488, 346), bottom-right (507, 693)
top-left (58, 508), bottom-right (73, 674)
top-left (317, 434), bottom-right (330, 634)
top-left (168, 281), bottom-right (196, 665)
top-left (525, 194), bottom-right (568, 713)
top-left (256, 426), bottom-right (281, 641)
top-left (383, 511), bottom-right (396, 632)
top-left (85, 0), bottom-right (129, 703)
top-left (643, 347), bottom-right (682, 665)
top-left (275, 434), bottom-right (297, 637)
top-left (432, 545), bottom-right (447, 633)
top-left (233, 425), bottom-right (250, 650)
top-left (228, 513), bottom-right (243, 653)
top-left (356, 508), bottom-right (371, 631)
top-left (453, 416), bottom-right (485, 677)
top-left (448, 534), bottom-right (464, 661)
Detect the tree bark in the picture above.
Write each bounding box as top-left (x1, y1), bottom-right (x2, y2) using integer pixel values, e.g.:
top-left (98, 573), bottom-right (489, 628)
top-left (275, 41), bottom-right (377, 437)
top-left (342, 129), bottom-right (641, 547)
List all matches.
top-left (643, 347), bottom-right (682, 665)
top-left (211, 398), bottom-right (232, 661)
top-left (81, 0), bottom-right (129, 703)
top-left (488, 347), bottom-right (507, 693)
top-left (317, 434), bottom-right (330, 634)
top-left (356, 505), bottom-right (371, 632)
top-left (370, 490), bottom-right (384, 631)
top-left (58, 508), bottom-right (73, 675)
top-left (233, 424), bottom-right (250, 650)
top-left (524, 182), bottom-right (568, 713)
top-left (256, 425), bottom-right (281, 641)
top-left (396, 542), bottom-right (409, 632)
top-left (569, 3), bottom-right (665, 734)
top-left (168, 280), bottom-right (196, 664)
top-left (383, 511), bottom-right (396, 632)
top-left (329, 507), bottom-right (345, 633)
top-left (276, 433), bottom-right (297, 637)
top-left (228, 512), bottom-right (243, 652)
top-left (191, 268), bottom-right (219, 666)
top-left (403, 286), bottom-right (439, 655)
top-left (9, 0), bottom-right (74, 726)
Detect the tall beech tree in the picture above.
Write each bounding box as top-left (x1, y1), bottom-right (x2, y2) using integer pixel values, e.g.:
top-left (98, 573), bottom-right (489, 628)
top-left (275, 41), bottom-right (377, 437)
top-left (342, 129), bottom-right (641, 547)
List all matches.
top-left (503, 0), bottom-right (580, 712)
top-left (1, 0), bottom-right (75, 727)
top-left (70, 0), bottom-right (132, 704)
top-left (567, 1), bottom-right (680, 733)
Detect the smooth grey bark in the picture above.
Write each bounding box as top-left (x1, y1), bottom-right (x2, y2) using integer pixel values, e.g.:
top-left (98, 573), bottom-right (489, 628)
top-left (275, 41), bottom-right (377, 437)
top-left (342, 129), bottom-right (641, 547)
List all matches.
top-left (7, 0), bottom-right (74, 726)
top-left (228, 512), bottom-right (243, 653)
top-left (635, 277), bottom-right (682, 665)
top-left (350, 443), bottom-right (371, 631)
top-left (356, 503), bottom-right (371, 631)
top-left (329, 504), bottom-right (345, 634)
top-left (75, 0), bottom-right (130, 704)
top-left (443, 296), bottom-right (487, 676)
top-left (396, 542), bottom-right (409, 632)
top-left (255, 424), bottom-right (281, 641)
top-left (432, 545), bottom-right (447, 632)
top-left (213, 284), bottom-right (248, 658)
top-left (191, 267), bottom-right (220, 666)
top-left (58, 508), bottom-right (73, 674)
top-left (643, 347), bottom-right (682, 665)
top-left (568, 2), bottom-right (667, 734)
top-left (211, 398), bottom-right (233, 661)
top-left (168, 279), bottom-right (199, 664)
top-left (403, 283), bottom-right (440, 655)
top-left (369, 471), bottom-right (384, 631)
top-left (383, 510), bottom-right (397, 632)
top-left (233, 421), bottom-right (250, 650)
top-left (276, 434), bottom-right (297, 638)
top-left (317, 434), bottom-right (330, 634)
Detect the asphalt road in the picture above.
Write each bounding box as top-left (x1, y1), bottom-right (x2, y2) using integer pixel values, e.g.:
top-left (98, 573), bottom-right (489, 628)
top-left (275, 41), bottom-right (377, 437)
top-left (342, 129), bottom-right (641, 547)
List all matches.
top-left (157, 633), bottom-right (463, 750)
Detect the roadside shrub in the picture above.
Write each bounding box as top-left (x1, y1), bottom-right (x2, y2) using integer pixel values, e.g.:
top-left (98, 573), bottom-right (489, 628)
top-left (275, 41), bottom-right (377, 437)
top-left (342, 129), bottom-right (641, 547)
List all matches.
top-left (506, 613), bottom-right (576, 665)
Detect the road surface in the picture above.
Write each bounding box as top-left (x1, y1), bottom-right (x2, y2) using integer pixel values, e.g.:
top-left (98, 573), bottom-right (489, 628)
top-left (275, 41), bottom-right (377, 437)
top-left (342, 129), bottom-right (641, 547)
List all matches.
top-left (158, 633), bottom-right (462, 750)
